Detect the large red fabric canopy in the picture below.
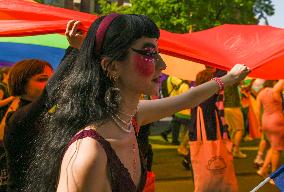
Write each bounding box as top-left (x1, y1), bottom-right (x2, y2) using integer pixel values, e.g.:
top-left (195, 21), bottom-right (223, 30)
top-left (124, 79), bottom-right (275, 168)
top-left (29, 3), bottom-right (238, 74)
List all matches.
top-left (158, 26), bottom-right (284, 79)
top-left (0, 0), bottom-right (97, 35)
top-left (1, 0), bottom-right (284, 79)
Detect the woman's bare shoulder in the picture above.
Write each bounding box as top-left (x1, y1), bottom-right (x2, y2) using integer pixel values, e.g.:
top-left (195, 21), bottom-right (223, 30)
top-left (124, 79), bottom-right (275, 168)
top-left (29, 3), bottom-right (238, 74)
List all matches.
top-left (57, 127), bottom-right (108, 191)
top-left (65, 126), bottom-right (107, 165)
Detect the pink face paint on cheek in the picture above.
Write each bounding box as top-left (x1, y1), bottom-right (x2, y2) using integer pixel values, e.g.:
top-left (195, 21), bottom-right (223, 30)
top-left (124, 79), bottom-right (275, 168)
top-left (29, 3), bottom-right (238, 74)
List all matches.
top-left (133, 54), bottom-right (155, 77)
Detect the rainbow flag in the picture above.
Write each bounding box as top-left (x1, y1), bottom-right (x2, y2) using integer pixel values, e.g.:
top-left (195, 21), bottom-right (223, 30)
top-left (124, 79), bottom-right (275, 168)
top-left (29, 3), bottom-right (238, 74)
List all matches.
top-left (0, 34), bottom-right (68, 69)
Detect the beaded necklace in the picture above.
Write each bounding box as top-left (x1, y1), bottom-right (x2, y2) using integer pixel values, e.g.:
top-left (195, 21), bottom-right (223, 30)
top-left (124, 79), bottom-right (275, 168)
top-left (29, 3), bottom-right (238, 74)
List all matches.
top-left (110, 108), bottom-right (137, 133)
top-left (109, 111), bottom-right (138, 181)
top-left (110, 113), bottom-right (132, 133)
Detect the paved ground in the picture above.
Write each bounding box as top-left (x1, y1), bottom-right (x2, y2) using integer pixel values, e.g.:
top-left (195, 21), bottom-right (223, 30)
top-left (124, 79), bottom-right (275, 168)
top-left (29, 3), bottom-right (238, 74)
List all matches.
top-left (149, 120), bottom-right (281, 192)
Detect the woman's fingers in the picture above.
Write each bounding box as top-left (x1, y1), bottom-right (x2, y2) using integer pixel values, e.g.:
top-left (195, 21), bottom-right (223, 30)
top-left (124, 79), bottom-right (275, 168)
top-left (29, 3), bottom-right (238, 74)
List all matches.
top-left (226, 64), bottom-right (251, 85)
top-left (65, 20), bottom-right (83, 37)
top-left (230, 64), bottom-right (250, 76)
top-left (65, 20), bottom-right (84, 49)
top-left (238, 65), bottom-right (250, 81)
top-left (65, 20), bottom-right (76, 36)
top-left (70, 21), bottom-right (82, 37)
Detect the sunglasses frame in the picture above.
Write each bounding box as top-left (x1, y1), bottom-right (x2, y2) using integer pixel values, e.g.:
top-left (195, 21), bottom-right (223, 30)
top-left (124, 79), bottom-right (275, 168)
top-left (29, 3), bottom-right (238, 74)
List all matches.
top-left (131, 48), bottom-right (159, 58)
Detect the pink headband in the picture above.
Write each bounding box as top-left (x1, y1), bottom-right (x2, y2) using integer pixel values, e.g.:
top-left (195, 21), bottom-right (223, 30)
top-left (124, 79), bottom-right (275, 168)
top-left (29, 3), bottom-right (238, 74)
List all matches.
top-left (95, 13), bottom-right (120, 54)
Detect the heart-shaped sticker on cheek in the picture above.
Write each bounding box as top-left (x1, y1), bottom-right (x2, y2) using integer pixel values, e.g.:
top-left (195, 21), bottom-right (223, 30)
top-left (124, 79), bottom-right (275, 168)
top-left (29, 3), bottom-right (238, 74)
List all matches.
top-left (133, 54), bottom-right (155, 77)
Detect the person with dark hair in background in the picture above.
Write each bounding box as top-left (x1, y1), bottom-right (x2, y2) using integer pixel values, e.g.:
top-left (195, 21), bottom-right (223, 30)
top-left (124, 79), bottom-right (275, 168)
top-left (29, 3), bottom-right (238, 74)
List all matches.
top-left (182, 68), bottom-right (229, 170)
top-left (188, 69), bottom-right (227, 141)
top-left (3, 20), bottom-right (84, 192)
top-left (3, 59), bottom-right (53, 191)
top-left (21, 14), bottom-right (249, 192)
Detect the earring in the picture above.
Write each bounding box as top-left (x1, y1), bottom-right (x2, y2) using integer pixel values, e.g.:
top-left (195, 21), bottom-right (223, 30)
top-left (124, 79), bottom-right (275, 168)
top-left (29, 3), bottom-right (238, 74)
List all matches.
top-left (104, 73), bottom-right (121, 109)
top-left (106, 72), bottom-right (118, 82)
top-left (104, 87), bottom-right (121, 108)
top-left (111, 74), bottom-right (118, 82)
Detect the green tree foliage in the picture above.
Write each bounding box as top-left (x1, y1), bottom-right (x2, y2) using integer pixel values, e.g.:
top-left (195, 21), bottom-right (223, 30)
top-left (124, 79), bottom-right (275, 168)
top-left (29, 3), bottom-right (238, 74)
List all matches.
top-left (98, 0), bottom-right (275, 33)
top-left (254, 0), bottom-right (274, 25)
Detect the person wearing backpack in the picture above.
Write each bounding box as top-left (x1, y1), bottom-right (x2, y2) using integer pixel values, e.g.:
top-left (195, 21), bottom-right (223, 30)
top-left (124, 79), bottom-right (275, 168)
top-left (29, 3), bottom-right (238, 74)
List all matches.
top-left (160, 76), bottom-right (191, 145)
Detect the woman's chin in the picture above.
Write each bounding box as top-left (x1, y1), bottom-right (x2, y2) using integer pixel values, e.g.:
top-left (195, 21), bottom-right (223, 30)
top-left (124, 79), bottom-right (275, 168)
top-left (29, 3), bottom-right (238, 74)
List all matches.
top-left (150, 88), bottom-right (159, 97)
top-left (140, 82), bottom-right (160, 97)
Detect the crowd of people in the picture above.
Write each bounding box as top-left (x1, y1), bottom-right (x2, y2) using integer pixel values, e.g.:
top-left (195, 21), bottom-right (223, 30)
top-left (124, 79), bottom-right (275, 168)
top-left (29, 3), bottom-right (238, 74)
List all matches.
top-left (160, 69), bottom-right (284, 188)
top-left (0, 12), bottom-right (282, 192)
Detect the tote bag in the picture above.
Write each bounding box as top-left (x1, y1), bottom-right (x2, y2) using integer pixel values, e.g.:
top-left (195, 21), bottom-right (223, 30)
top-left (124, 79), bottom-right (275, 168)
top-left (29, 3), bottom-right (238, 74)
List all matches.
top-left (190, 107), bottom-right (238, 192)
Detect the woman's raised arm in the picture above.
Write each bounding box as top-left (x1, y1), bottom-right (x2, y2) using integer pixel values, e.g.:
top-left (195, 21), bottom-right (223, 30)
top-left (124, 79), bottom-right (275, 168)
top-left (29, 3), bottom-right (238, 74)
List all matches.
top-left (272, 80), bottom-right (284, 102)
top-left (137, 64), bottom-right (250, 126)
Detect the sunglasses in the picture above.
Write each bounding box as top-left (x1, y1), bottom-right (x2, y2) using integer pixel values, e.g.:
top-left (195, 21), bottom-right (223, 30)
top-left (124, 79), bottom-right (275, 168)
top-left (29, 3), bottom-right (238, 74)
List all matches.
top-left (131, 48), bottom-right (160, 59)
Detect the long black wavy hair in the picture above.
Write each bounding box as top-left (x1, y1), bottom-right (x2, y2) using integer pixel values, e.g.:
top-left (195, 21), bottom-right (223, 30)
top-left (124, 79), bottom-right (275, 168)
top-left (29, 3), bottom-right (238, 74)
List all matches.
top-left (25, 14), bottom-right (159, 191)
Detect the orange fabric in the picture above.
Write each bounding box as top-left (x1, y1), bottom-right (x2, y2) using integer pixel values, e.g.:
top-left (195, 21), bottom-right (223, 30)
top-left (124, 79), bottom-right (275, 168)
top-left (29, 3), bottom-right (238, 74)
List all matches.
top-left (190, 107), bottom-right (238, 192)
top-left (248, 96), bottom-right (261, 138)
top-left (1, 0), bottom-right (284, 79)
top-left (143, 171), bottom-right (155, 192)
top-left (161, 54), bottom-right (205, 81)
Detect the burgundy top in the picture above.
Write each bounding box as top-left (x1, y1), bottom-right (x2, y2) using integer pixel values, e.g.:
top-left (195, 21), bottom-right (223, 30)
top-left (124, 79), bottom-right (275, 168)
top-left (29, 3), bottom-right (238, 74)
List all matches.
top-left (66, 118), bottom-right (147, 192)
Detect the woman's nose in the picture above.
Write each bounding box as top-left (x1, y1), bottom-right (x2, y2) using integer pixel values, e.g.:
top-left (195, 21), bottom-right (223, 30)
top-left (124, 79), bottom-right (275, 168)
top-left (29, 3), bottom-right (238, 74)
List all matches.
top-left (155, 54), bottom-right (167, 70)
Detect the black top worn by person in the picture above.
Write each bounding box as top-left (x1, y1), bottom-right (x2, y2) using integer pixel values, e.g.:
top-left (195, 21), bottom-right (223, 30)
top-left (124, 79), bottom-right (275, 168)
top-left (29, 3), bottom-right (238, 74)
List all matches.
top-left (188, 94), bottom-right (224, 141)
top-left (3, 47), bottom-right (78, 191)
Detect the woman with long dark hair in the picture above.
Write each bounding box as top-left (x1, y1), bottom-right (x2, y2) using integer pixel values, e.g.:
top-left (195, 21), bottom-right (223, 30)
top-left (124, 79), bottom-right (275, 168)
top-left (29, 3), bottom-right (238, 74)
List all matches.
top-left (3, 20), bottom-right (83, 192)
top-left (25, 14), bottom-right (249, 192)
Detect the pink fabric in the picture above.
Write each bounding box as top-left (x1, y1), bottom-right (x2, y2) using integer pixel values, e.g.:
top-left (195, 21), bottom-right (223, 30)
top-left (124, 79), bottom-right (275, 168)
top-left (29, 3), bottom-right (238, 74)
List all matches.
top-left (258, 88), bottom-right (284, 150)
top-left (248, 96), bottom-right (261, 138)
